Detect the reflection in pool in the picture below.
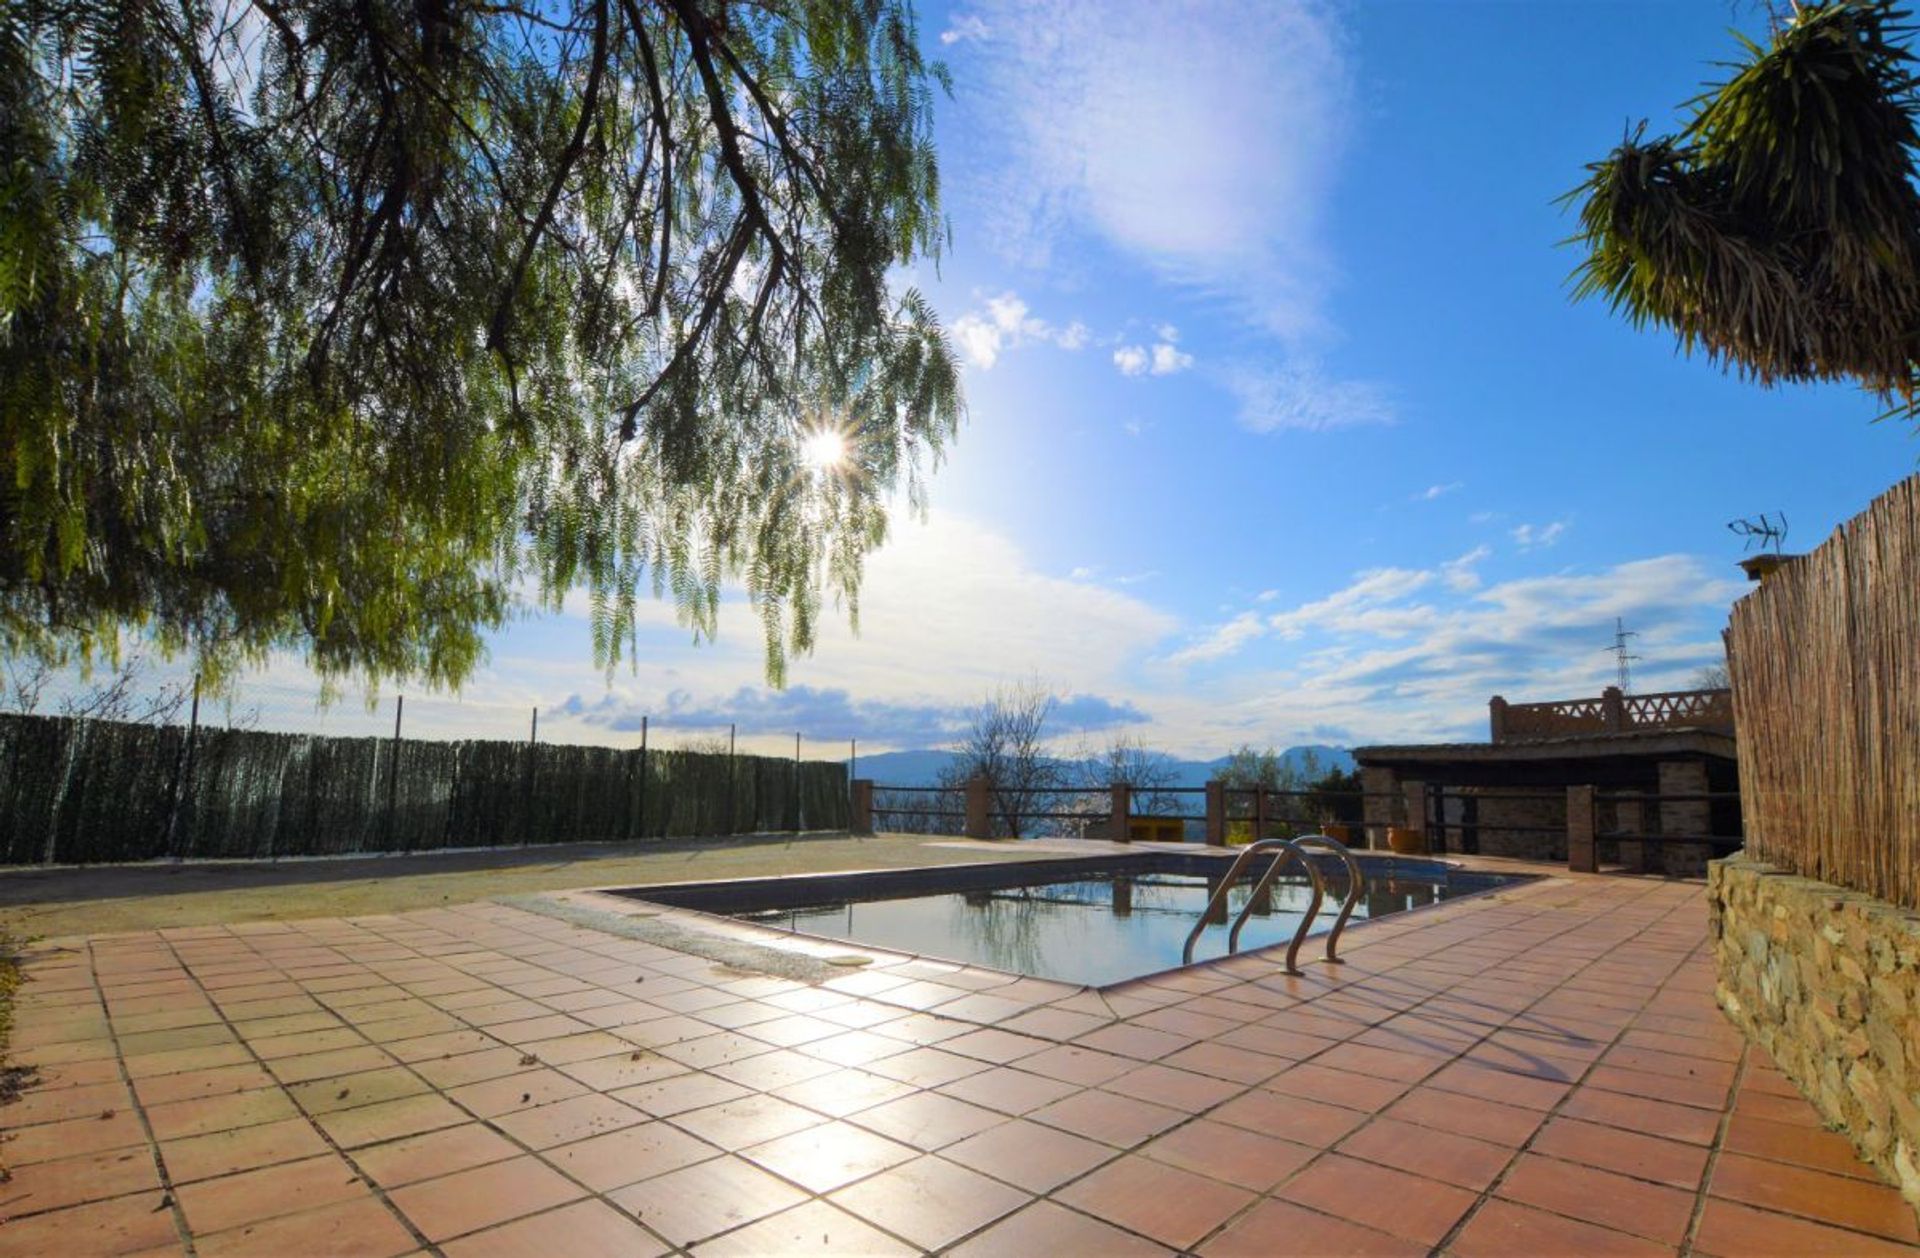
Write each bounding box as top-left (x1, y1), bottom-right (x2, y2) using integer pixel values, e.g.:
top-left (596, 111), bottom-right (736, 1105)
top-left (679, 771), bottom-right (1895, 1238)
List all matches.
top-left (727, 865), bottom-right (1509, 987)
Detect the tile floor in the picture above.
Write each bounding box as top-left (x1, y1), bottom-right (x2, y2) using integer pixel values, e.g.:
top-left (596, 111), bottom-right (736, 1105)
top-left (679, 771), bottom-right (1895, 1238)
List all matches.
top-left (2, 859), bottom-right (1916, 1255)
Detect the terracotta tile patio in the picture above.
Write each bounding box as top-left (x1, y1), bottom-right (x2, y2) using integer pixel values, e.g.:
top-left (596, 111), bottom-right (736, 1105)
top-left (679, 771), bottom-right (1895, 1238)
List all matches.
top-left (3, 855), bottom-right (1917, 1255)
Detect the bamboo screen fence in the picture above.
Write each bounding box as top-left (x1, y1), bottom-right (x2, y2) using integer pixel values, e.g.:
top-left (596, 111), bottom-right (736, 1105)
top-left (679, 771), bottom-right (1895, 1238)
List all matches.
top-left (0, 714), bottom-right (849, 865)
top-left (1727, 475), bottom-right (1920, 910)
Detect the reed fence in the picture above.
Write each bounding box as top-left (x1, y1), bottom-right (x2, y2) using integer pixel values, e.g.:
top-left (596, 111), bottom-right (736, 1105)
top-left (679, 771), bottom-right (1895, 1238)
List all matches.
top-left (1727, 475), bottom-right (1920, 910)
top-left (0, 713), bottom-right (848, 865)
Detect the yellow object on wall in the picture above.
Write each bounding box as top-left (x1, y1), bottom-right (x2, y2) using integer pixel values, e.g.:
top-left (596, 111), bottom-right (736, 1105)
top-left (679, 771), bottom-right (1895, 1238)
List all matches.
top-left (1127, 817), bottom-right (1186, 843)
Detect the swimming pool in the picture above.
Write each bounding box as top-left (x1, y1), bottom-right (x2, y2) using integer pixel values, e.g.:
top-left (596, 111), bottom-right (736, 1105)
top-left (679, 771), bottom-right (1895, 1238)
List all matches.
top-left (621, 852), bottom-right (1523, 987)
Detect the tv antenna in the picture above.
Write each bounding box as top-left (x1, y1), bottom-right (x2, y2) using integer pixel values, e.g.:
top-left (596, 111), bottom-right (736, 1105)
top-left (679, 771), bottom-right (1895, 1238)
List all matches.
top-left (1728, 511), bottom-right (1788, 554)
top-left (1604, 617), bottom-right (1641, 694)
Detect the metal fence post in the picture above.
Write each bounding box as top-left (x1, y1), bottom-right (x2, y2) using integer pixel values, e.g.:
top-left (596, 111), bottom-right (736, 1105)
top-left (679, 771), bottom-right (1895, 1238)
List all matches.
top-left (637, 715), bottom-right (649, 838)
top-left (726, 722), bottom-right (735, 834)
top-left (523, 705), bottom-right (538, 846)
top-left (386, 695), bottom-right (404, 851)
top-left (792, 731), bottom-right (801, 832)
top-left (164, 675), bottom-right (201, 860)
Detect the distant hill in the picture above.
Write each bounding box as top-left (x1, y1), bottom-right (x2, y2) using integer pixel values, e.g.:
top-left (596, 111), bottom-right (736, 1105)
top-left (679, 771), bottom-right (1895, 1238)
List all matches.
top-left (852, 744), bottom-right (1355, 788)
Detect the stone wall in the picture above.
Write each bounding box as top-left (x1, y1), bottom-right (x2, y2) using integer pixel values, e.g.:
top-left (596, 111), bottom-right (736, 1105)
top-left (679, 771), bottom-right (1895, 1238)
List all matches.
top-left (1710, 856), bottom-right (1920, 1216)
top-left (1358, 766), bottom-right (1402, 850)
top-left (1469, 788), bottom-right (1563, 860)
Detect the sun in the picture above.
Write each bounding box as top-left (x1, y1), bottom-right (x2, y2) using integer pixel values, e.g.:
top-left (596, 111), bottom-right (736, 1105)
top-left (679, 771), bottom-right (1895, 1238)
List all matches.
top-left (801, 427), bottom-right (848, 471)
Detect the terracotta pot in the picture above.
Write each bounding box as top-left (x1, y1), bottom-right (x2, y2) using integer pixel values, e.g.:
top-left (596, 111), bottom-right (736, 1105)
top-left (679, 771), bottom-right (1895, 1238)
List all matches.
top-left (1386, 825), bottom-right (1426, 856)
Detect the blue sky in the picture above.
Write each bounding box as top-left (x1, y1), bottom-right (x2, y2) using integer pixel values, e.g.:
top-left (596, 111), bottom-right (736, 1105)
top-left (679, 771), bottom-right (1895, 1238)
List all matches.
top-left (229, 1), bottom-right (1917, 754)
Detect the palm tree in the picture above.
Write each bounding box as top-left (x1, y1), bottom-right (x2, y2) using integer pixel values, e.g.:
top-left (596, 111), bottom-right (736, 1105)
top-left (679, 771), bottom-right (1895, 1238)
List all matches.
top-left (1566, 1), bottom-right (1920, 417)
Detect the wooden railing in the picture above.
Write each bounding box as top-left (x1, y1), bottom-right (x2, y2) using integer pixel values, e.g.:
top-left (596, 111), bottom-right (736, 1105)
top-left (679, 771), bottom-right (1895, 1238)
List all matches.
top-left (1490, 686), bottom-right (1734, 743)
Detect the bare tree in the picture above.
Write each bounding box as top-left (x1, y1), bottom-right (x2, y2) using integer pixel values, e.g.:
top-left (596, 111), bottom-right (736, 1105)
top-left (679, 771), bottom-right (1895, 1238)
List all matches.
top-left (947, 680), bottom-right (1064, 838)
top-left (1072, 735), bottom-right (1181, 817)
top-left (61, 655), bottom-right (193, 725)
top-left (1, 658), bottom-right (51, 714)
top-left (1, 653), bottom-right (190, 725)
top-left (1690, 662), bottom-right (1731, 690)
top-left (873, 785), bottom-right (965, 837)
top-left (675, 733), bottom-right (735, 757)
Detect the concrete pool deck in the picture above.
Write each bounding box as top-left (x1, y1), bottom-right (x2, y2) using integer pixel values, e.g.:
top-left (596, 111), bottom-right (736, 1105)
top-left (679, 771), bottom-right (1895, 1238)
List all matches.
top-left (2, 848), bottom-right (1915, 1255)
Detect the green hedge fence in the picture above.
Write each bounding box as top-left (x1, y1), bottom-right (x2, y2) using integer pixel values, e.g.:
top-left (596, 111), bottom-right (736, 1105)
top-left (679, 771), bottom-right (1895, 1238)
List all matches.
top-left (0, 713), bottom-right (848, 865)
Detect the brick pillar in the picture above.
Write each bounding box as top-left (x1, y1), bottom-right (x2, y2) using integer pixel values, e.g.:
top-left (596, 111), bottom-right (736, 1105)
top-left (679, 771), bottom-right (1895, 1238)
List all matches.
top-left (851, 779), bottom-right (875, 835)
top-left (1567, 785), bottom-right (1597, 873)
top-left (1109, 783), bottom-right (1131, 844)
top-left (1658, 760), bottom-right (1712, 877)
top-left (1489, 695), bottom-right (1509, 742)
top-left (1254, 787), bottom-right (1269, 843)
top-left (964, 776), bottom-right (992, 840)
top-left (1360, 766), bottom-right (1398, 850)
top-left (1204, 780), bottom-right (1226, 846)
top-left (1602, 686), bottom-right (1625, 733)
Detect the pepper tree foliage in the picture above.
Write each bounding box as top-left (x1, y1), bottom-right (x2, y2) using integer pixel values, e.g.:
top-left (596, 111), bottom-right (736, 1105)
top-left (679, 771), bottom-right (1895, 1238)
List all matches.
top-left (1566, 1), bottom-right (1920, 417)
top-left (0, 0), bottom-right (960, 689)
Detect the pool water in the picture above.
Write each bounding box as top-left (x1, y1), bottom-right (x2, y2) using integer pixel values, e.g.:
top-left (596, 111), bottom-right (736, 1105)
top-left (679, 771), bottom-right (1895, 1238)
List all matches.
top-left (631, 855), bottom-right (1519, 988)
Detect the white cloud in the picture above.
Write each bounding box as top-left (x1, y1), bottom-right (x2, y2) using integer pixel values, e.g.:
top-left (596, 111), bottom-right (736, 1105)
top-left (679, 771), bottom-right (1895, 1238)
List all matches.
top-left (1150, 342), bottom-right (1194, 375)
top-left (951, 291), bottom-right (1088, 369)
top-left (960, 0), bottom-right (1353, 340)
top-left (1440, 544), bottom-right (1491, 592)
top-left (1114, 329), bottom-right (1193, 378)
top-left (188, 529), bottom-right (1745, 758)
top-left (1168, 611), bottom-right (1268, 665)
top-left (1223, 362), bottom-right (1394, 433)
top-left (940, 14), bottom-right (989, 44)
top-left (1267, 567), bottom-right (1434, 640)
top-left (1414, 482), bottom-right (1464, 502)
top-left (955, 2), bottom-right (1392, 440)
top-left (1157, 554), bottom-right (1744, 741)
top-left (1511, 520), bottom-right (1569, 551)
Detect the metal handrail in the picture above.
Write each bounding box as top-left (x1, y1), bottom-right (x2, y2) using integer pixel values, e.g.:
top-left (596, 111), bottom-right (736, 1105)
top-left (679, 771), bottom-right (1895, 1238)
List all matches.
top-left (1225, 841), bottom-right (1324, 968)
top-left (1290, 834), bottom-right (1363, 962)
top-left (1181, 838), bottom-right (1325, 974)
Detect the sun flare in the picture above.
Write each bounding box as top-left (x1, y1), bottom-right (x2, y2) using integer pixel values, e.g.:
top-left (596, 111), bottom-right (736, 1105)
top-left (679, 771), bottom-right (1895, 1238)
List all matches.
top-left (801, 427), bottom-right (848, 471)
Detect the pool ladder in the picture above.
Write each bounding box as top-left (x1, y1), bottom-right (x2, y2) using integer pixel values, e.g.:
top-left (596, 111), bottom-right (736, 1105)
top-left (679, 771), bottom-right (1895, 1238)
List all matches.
top-left (1179, 833), bottom-right (1364, 975)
